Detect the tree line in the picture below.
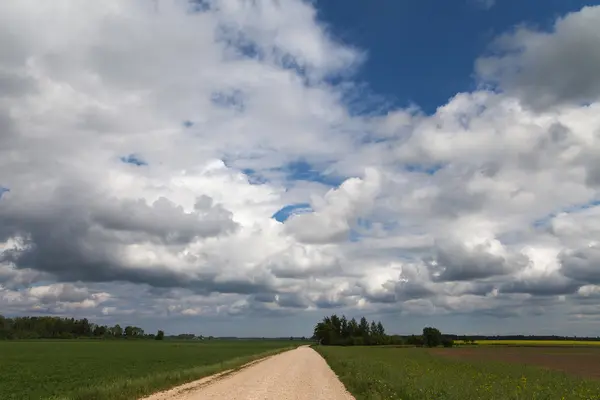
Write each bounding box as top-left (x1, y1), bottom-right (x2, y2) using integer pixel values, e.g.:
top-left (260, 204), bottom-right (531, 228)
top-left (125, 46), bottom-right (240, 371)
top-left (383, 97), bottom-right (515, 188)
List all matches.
top-left (312, 314), bottom-right (401, 346)
top-left (0, 315), bottom-right (165, 340)
top-left (312, 314), bottom-right (454, 347)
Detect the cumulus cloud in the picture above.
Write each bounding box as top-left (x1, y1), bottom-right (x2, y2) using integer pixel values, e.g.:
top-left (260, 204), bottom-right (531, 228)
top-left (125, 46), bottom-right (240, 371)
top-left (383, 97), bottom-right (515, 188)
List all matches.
top-left (477, 6), bottom-right (600, 110)
top-left (0, 282), bottom-right (110, 314)
top-left (559, 246), bottom-right (600, 284)
top-left (284, 168), bottom-right (381, 243)
top-left (1, 1), bottom-right (600, 336)
top-left (428, 238), bottom-right (528, 282)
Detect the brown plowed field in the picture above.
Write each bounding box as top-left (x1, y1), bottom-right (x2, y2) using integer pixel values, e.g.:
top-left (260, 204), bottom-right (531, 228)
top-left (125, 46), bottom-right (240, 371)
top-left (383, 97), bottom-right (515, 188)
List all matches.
top-left (432, 347), bottom-right (600, 379)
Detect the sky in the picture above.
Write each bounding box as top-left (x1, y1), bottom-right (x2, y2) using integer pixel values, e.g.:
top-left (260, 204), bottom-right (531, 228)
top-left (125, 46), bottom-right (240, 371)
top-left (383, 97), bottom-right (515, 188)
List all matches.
top-left (2, 0), bottom-right (600, 337)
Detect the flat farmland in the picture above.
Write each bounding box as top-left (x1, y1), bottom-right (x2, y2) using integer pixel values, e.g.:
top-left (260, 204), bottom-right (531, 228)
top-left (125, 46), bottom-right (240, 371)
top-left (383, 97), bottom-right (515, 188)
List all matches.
top-left (433, 346), bottom-right (600, 380)
top-left (316, 346), bottom-right (600, 400)
top-left (459, 340), bottom-right (600, 347)
top-left (0, 340), bottom-right (295, 400)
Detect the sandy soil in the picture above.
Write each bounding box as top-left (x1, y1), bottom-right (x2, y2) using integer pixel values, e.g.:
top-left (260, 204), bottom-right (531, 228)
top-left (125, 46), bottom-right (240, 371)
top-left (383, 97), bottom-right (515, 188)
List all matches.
top-left (141, 346), bottom-right (355, 400)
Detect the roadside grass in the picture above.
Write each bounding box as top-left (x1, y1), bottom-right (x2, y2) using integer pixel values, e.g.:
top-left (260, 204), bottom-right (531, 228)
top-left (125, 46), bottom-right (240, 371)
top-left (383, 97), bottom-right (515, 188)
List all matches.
top-left (316, 346), bottom-right (600, 400)
top-left (0, 340), bottom-right (295, 400)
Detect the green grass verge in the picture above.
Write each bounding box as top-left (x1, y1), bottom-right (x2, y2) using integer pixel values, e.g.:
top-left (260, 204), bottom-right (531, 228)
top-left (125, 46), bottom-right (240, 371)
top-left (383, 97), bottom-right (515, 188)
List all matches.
top-left (316, 346), bottom-right (600, 400)
top-left (0, 340), bottom-right (296, 400)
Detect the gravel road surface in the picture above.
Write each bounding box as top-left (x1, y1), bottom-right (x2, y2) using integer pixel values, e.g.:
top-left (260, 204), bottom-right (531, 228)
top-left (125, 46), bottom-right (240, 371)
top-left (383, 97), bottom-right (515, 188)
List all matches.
top-left (142, 346), bottom-right (355, 400)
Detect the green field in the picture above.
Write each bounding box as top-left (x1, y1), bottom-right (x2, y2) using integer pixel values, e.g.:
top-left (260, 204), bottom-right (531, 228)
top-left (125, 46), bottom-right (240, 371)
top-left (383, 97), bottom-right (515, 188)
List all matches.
top-left (316, 346), bottom-right (600, 400)
top-left (0, 340), bottom-right (295, 400)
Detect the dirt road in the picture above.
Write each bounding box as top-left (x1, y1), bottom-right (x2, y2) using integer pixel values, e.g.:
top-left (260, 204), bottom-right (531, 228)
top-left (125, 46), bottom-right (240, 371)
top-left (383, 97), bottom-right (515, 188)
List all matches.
top-left (142, 346), bottom-right (354, 400)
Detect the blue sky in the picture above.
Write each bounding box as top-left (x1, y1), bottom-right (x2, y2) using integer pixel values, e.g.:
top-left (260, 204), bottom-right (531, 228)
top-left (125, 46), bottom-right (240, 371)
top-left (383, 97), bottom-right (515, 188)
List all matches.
top-left (316, 0), bottom-right (598, 113)
top-left (121, 154), bottom-right (148, 167)
top-left (270, 0), bottom-right (600, 231)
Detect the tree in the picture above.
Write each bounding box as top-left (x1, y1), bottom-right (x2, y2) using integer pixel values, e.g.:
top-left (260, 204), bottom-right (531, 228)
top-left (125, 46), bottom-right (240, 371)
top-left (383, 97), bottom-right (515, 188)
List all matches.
top-left (348, 318), bottom-right (358, 337)
top-left (112, 324), bottom-right (123, 338)
top-left (155, 330), bottom-right (165, 340)
top-left (330, 314), bottom-right (342, 337)
top-left (340, 315), bottom-right (349, 338)
top-left (0, 315), bottom-right (160, 341)
top-left (0, 315), bottom-right (12, 339)
top-left (358, 317), bottom-right (370, 337)
top-left (124, 326), bottom-right (134, 338)
top-left (312, 314), bottom-right (389, 346)
top-left (376, 321), bottom-right (385, 336)
top-left (313, 319), bottom-right (335, 345)
top-left (422, 327), bottom-right (442, 347)
top-left (407, 334), bottom-right (424, 346)
top-left (370, 321), bottom-right (378, 336)
top-left (93, 325), bottom-right (107, 337)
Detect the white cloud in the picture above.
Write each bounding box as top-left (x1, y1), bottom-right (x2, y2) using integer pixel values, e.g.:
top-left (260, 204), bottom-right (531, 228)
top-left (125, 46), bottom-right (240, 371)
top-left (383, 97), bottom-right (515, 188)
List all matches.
top-left (1, 1), bottom-right (600, 336)
top-left (0, 283), bottom-right (110, 314)
top-left (476, 6), bottom-right (600, 110)
top-left (284, 167), bottom-right (381, 243)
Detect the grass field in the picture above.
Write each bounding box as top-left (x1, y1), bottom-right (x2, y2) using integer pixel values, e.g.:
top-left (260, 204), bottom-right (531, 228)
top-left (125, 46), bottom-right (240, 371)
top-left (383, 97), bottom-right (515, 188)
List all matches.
top-left (316, 346), bottom-right (600, 400)
top-left (459, 339), bottom-right (600, 346)
top-left (0, 340), bottom-right (295, 400)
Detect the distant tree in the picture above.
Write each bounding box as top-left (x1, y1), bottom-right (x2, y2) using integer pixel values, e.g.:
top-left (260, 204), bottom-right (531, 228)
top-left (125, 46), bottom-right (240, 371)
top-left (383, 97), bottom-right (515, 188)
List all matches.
top-left (422, 327), bottom-right (442, 347)
top-left (370, 321), bottom-right (378, 336)
top-left (352, 336), bottom-right (364, 346)
top-left (112, 324), bottom-right (123, 338)
top-left (348, 318), bottom-right (358, 337)
top-left (313, 318), bottom-right (335, 345)
top-left (176, 333), bottom-right (195, 340)
top-left (155, 330), bottom-right (165, 340)
top-left (0, 315), bottom-right (11, 339)
top-left (369, 321), bottom-right (379, 345)
top-left (462, 336), bottom-right (475, 345)
top-left (330, 314), bottom-right (342, 337)
top-left (442, 338), bottom-right (454, 348)
top-left (93, 325), bottom-right (107, 337)
top-left (389, 335), bottom-right (404, 345)
top-left (376, 321), bottom-right (385, 336)
top-left (0, 315), bottom-right (160, 341)
top-left (124, 326), bottom-right (134, 338)
top-left (313, 314), bottom-right (390, 346)
top-left (74, 318), bottom-right (92, 337)
top-left (406, 334), bottom-right (424, 347)
top-left (358, 317), bottom-right (370, 337)
top-left (338, 316), bottom-right (347, 337)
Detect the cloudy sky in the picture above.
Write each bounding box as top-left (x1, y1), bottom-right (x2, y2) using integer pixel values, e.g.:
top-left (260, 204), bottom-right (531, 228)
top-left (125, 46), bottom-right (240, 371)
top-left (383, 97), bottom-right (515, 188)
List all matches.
top-left (2, 0), bottom-right (600, 337)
